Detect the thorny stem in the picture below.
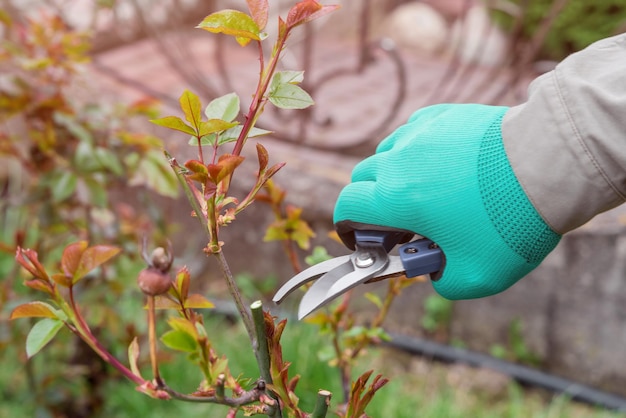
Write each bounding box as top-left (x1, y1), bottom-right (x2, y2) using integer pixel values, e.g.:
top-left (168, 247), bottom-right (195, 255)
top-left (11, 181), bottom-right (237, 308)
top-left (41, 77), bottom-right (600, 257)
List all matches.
top-left (283, 239), bottom-right (302, 274)
top-left (67, 287), bottom-right (144, 385)
top-left (251, 301), bottom-right (281, 418)
top-left (231, 34), bottom-right (289, 157)
top-left (331, 295), bottom-right (352, 403)
top-left (215, 250), bottom-right (255, 342)
top-left (147, 295), bottom-right (161, 381)
top-left (332, 278), bottom-right (407, 403)
top-left (196, 136), bottom-right (205, 164)
top-left (157, 378), bottom-right (268, 406)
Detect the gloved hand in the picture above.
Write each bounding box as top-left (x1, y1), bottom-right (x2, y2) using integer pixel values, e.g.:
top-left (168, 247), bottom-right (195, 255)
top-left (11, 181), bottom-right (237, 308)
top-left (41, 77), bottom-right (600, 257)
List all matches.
top-left (333, 104), bottom-right (561, 299)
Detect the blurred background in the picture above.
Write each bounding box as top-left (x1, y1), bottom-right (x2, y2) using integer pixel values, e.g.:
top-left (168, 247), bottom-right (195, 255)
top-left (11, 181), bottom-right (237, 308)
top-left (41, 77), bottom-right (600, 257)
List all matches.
top-left (2, 0), bottom-right (626, 417)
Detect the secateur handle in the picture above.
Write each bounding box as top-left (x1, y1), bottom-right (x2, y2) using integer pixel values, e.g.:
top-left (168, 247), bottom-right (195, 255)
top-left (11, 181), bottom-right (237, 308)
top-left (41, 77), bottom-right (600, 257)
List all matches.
top-left (355, 230), bottom-right (443, 278)
top-left (353, 230), bottom-right (408, 252)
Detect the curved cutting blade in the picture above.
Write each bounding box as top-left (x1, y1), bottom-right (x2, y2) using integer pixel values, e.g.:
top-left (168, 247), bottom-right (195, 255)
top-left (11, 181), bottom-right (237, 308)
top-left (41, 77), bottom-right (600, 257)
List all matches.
top-left (298, 245), bottom-right (390, 319)
top-left (272, 255), bottom-right (350, 304)
top-left (297, 260), bottom-right (355, 319)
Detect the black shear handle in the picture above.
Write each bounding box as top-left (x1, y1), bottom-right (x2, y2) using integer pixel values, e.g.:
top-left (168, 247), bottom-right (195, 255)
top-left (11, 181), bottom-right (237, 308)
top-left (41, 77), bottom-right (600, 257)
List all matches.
top-left (336, 221), bottom-right (415, 251)
top-left (354, 230), bottom-right (410, 252)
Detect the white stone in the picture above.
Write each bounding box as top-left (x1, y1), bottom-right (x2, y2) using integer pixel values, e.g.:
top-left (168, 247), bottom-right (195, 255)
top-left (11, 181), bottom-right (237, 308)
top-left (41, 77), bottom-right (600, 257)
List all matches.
top-left (449, 5), bottom-right (509, 66)
top-left (382, 2), bottom-right (449, 54)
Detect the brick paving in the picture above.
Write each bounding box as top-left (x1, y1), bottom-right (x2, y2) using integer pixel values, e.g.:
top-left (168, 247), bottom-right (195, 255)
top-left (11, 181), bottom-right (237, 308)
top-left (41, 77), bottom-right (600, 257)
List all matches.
top-left (91, 28), bottom-right (529, 152)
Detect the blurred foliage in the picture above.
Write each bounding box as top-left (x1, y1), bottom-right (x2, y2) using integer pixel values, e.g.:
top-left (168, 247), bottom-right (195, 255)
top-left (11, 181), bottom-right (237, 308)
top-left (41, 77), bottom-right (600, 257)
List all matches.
top-left (492, 0), bottom-right (626, 60)
top-left (489, 318), bottom-right (543, 368)
top-left (0, 10), bottom-right (178, 417)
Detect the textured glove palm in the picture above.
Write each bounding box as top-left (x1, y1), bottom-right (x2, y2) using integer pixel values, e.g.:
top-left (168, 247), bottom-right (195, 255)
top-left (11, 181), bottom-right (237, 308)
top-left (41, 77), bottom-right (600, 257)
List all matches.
top-left (333, 104), bottom-right (561, 299)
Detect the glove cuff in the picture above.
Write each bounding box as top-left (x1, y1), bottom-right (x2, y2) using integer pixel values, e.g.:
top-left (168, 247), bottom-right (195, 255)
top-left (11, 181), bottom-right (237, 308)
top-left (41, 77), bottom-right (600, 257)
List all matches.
top-left (479, 117), bottom-right (561, 264)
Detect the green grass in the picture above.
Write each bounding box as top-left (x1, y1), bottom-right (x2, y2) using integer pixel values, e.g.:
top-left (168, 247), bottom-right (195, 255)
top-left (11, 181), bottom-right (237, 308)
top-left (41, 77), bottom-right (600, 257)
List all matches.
top-left (2, 317), bottom-right (625, 418)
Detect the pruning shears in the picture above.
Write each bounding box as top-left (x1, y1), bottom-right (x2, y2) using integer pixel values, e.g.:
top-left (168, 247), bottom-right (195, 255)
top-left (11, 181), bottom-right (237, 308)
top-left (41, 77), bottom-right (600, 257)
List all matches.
top-left (273, 229), bottom-right (444, 319)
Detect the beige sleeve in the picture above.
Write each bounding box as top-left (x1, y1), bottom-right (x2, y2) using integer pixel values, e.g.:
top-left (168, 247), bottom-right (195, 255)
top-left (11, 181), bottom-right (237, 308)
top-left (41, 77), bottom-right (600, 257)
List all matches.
top-left (502, 33), bottom-right (626, 234)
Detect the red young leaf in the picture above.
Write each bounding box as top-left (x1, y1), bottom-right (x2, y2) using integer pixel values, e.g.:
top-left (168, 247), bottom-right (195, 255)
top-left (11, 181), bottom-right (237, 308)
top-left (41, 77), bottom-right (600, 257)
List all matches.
top-left (184, 159), bottom-right (209, 184)
top-left (24, 279), bottom-right (54, 295)
top-left (306, 4), bottom-right (340, 24)
top-left (73, 245), bottom-right (121, 284)
top-left (209, 154), bottom-right (245, 184)
top-left (51, 273), bottom-right (73, 287)
top-left (256, 143), bottom-right (269, 172)
top-left (286, 0), bottom-right (322, 28)
top-left (286, 1), bottom-right (339, 29)
top-left (15, 248), bottom-right (49, 281)
top-left (246, 0), bottom-right (269, 30)
top-left (10, 301), bottom-right (58, 320)
top-left (263, 162), bottom-right (286, 181)
top-left (61, 241), bottom-right (88, 278)
top-left (206, 163), bottom-right (223, 184)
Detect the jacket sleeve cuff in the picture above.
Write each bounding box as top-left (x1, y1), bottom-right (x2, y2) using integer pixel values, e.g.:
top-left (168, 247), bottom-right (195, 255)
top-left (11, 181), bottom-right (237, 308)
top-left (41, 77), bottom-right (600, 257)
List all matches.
top-left (502, 34), bottom-right (626, 234)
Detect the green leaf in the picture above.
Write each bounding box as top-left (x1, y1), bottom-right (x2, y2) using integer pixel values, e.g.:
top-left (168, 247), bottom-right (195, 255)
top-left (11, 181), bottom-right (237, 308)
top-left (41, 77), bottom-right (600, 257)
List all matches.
top-left (367, 327), bottom-right (391, 342)
top-left (83, 178), bottom-right (108, 207)
top-left (364, 292), bottom-right (383, 309)
top-left (51, 171), bottom-right (77, 203)
top-left (189, 126), bottom-right (272, 146)
top-left (304, 246), bottom-right (332, 266)
top-left (168, 317), bottom-right (198, 337)
top-left (161, 330), bottom-right (197, 353)
top-left (26, 318), bottom-right (64, 358)
top-left (198, 119), bottom-right (238, 137)
top-left (150, 116), bottom-right (197, 136)
top-left (179, 90), bottom-right (202, 131)
top-left (174, 267), bottom-right (191, 300)
top-left (73, 141), bottom-right (97, 171)
top-left (271, 70), bottom-right (305, 87)
top-left (210, 357), bottom-right (229, 380)
top-left (128, 150), bottom-right (180, 198)
top-left (268, 83), bottom-right (314, 110)
top-left (197, 10), bottom-right (261, 47)
top-left (94, 147), bottom-right (124, 176)
top-left (10, 301), bottom-right (58, 320)
top-left (205, 92), bottom-right (240, 122)
top-left (342, 325), bottom-right (367, 340)
top-left (54, 112), bottom-right (93, 144)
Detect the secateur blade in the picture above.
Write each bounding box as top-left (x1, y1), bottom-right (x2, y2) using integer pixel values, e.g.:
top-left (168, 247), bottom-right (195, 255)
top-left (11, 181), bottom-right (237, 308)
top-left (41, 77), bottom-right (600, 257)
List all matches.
top-left (297, 244), bottom-right (391, 319)
top-left (272, 255), bottom-right (350, 304)
top-left (273, 230), bottom-right (412, 319)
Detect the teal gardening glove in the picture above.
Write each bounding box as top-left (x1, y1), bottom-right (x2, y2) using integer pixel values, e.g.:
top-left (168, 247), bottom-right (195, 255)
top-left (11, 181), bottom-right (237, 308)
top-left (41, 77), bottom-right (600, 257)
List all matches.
top-left (333, 104), bottom-right (561, 299)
